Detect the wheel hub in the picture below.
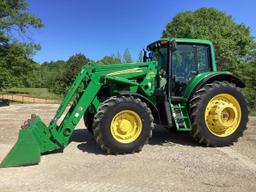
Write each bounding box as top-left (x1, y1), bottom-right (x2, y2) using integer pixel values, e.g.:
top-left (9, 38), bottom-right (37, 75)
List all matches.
top-left (110, 110), bottom-right (142, 143)
top-left (205, 94), bottom-right (241, 137)
top-left (119, 119), bottom-right (132, 134)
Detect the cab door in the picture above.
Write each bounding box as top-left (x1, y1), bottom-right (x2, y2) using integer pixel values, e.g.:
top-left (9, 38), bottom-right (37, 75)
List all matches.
top-left (171, 43), bottom-right (212, 96)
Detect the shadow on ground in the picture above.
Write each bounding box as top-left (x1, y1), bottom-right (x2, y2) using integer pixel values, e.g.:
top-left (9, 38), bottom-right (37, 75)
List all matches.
top-left (149, 126), bottom-right (200, 146)
top-left (71, 126), bottom-right (200, 155)
top-left (70, 128), bottom-right (104, 154)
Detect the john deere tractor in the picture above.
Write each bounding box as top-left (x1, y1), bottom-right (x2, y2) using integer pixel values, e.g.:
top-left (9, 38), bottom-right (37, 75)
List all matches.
top-left (0, 38), bottom-right (248, 168)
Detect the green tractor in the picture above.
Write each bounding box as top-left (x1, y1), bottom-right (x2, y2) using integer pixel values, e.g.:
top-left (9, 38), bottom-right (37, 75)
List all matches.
top-left (0, 38), bottom-right (248, 168)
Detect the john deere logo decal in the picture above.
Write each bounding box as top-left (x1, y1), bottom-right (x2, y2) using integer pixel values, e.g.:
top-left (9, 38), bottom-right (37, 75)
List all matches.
top-left (107, 68), bottom-right (143, 76)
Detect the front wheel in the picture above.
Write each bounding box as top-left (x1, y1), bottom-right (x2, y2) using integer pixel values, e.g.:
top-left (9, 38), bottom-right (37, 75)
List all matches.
top-left (189, 81), bottom-right (249, 146)
top-left (92, 96), bottom-right (154, 154)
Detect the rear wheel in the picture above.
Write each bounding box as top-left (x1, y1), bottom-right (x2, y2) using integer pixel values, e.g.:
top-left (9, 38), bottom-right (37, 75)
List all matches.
top-left (92, 96), bottom-right (154, 154)
top-left (189, 81), bottom-right (248, 146)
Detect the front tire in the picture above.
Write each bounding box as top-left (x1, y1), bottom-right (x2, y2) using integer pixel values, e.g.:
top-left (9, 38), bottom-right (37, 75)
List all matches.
top-left (92, 96), bottom-right (154, 154)
top-left (189, 81), bottom-right (249, 146)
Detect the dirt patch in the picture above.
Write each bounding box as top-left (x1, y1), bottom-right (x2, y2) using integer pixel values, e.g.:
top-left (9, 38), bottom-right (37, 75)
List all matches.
top-left (0, 104), bottom-right (255, 192)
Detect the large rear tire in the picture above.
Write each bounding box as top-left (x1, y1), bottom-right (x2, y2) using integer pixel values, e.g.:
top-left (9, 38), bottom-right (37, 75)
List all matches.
top-left (92, 96), bottom-right (154, 154)
top-left (189, 81), bottom-right (249, 146)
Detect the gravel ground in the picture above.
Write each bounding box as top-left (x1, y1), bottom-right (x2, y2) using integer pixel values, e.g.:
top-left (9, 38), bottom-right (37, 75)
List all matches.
top-left (0, 104), bottom-right (255, 192)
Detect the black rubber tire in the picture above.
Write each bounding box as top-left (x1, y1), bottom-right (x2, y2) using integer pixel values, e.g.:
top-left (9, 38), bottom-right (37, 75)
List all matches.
top-left (189, 81), bottom-right (249, 147)
top-left (83, 111), bottom-right (94, 134)
top-left (92, 96), bottom-right (154, 154)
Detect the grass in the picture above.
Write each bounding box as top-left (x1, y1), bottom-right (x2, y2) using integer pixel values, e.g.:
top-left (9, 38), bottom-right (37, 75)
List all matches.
top-left (1, 88), bottom-right (62, 100)
top-left (250, 110), bottom-right (256, 116)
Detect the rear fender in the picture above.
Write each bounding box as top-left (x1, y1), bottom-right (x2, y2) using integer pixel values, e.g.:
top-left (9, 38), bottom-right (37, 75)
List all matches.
top-left (184, 72), bottom-right (245, 101)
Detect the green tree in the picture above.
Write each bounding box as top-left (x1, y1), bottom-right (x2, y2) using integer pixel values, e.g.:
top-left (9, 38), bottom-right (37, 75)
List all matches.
top-left (137, 50), bottom-right (143, 62)
top-left (97, 55), bottom-right (122, 64)
top-left (40, 60), bottom-right (66, 88)
top-left (162, 7), bottom-right (256, 70)
top-left (0, 0), bottom-right (43, 90)
top-left (0, 0), bottom-right (43, 44)
top-left (51, 53), bottom-right (90, 95)
top-left (116, 51), bottom-right (122, 63)
top-left (123, 48), bottom-right (133, 63)
top-left (236, 61), bottom-right (256, 111)
top-left (0, 42), bottom-right (41, 88)
top-left (0, 66), bottom-right (13, 89)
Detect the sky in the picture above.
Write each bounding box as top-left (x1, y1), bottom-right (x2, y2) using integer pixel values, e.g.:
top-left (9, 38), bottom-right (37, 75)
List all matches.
top-left (26, 0), bottom-right (256, 64)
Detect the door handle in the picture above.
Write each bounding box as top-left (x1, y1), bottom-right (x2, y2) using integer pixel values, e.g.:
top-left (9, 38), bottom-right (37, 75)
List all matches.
top-left (191, 70), bottom-right (198, 75)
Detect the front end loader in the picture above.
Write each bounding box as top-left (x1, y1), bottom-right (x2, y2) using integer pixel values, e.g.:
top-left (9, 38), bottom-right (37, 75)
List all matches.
top-left (0, 38), bottom-right (248, 168)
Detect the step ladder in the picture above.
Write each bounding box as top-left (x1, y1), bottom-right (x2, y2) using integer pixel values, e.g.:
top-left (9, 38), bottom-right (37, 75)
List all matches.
top-left (170, 103), bottom-right (192, 131)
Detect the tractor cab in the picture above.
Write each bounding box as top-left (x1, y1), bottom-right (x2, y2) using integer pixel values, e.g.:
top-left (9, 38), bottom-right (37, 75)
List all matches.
top-left (146, 38), bottom-right (215, 97)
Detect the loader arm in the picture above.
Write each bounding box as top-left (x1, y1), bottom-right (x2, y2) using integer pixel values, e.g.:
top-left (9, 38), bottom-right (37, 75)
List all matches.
top-left (46, 67), bottom-right (102, 149)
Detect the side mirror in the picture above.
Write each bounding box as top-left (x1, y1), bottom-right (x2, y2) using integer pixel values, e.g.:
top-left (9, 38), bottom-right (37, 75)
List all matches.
top-left (169, 40), bottom-right (177, 52)
top-left (143, 49), bottom-right (153, 62)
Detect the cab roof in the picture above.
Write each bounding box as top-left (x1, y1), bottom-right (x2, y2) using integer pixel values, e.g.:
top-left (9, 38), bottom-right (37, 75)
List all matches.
top-left (147, 38), bottom-right (213, 50)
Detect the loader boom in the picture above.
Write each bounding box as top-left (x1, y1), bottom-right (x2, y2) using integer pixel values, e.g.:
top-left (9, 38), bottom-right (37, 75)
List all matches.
top-left (47, 69), bottom-right (101, 149)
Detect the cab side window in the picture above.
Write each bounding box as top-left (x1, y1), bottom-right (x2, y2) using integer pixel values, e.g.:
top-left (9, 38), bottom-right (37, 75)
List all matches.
top-left (197, 45), bottom-right (211, 73)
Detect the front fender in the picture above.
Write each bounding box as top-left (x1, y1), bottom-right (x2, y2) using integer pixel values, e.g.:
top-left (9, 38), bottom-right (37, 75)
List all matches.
top-left (117, 92), bottom-right (161, 124)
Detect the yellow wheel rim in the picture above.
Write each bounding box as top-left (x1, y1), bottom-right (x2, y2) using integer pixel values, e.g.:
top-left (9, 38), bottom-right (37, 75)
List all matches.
top-left (205, 93), bottom-right (241, 137)
top-left (110, 110), bottom-right (142, 144)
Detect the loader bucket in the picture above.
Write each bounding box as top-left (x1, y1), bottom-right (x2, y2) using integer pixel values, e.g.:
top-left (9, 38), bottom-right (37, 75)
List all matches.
top-left (0, 114), bottom-right (56, 168)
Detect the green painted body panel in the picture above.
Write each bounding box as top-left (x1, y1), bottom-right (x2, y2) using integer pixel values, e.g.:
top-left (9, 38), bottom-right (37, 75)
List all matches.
top-left (1, 38), bottom-right (241, 168)
top-left (183, 71), bottom-right (229, 101)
